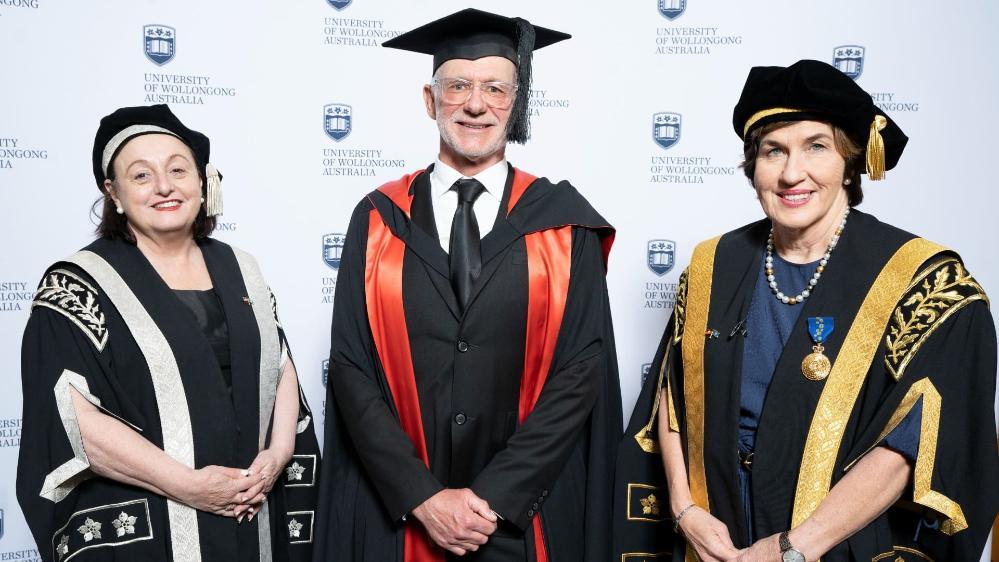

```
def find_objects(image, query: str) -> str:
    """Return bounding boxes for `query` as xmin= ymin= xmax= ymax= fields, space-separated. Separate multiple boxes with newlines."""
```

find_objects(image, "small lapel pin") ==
xmin=242 ymin=297 xmax=254 ymax=305
xmin=705 ymin=329 xmax=720 ymax=339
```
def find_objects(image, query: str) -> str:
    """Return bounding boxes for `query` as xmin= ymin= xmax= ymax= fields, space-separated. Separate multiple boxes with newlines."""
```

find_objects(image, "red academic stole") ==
xmin=365 ymin=168 xmax=570 ymax=562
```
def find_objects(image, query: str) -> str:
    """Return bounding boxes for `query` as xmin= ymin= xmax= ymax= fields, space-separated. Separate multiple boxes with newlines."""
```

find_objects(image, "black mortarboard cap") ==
xmin=383 ymin=8 xmax=571 ymax=144
xmin=733 ymin=59 xmax=908 ymax=180
xmin=93 ymin=104 xmax=224 ymax=215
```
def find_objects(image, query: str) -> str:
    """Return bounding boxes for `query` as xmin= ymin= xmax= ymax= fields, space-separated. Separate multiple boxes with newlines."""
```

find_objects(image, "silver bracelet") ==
xmin=672 ymin=503 xmax=697 ymax=533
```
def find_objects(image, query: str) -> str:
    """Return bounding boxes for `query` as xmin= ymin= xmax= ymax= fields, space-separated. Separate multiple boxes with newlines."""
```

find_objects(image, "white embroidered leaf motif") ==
xmin=77 ymin=517 xmax=102 ymax=542
xmin=288 ymin=518 xmax=303 ymax=538
xmin=285 ymin=461 xmax=305 ymax=481
xmin=56 ymin=535 xmax=70 ymax=560
xmin=33 ymin=271 xmax=108 ymax=350
xmin=111 ymin=511 xmax=138 ymax=537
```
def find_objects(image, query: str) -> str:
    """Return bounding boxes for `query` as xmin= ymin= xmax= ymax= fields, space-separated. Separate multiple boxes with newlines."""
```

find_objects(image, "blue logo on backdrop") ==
xmin=323 ymin=233 xmax=346 ymax=269
xmin=144 ymin=25 xmax=176 ymax=66
xmin=658 ymin=0 xmax=687 ymax=20
xmin=647 ymin=240 xmax=676 ymax=276
xmin=322 ymin=359 xmax=329 ymax=387
xmin=327 ymin=0 xmax=352 ymax=10
xmin=641 ymin=363 xmax=652 ymax=386
xmin=0 ymin=508 xmax=4 ymax=541
xmin=324 ymin=104 xmax=352 ymax=142
xmin=832 ymin=45 xmax=865 ymax=80
xmin=652 ymin=113 xmax=681 ymax=150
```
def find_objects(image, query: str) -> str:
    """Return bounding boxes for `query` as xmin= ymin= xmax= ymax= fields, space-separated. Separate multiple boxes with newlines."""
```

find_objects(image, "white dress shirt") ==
xmin=429 ymin=158 xmax=507 ymax=253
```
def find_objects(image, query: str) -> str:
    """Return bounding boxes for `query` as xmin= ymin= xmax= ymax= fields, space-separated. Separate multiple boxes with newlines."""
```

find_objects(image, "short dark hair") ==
xmin=740 ymin=121 xmax=865 ymax=207
xmin=95 ymin=161 xmax=216 ymax=243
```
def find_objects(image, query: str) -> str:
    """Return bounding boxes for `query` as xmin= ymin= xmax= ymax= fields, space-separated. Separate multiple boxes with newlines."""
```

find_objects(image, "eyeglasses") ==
xmin=432 ymin=78 xmax=519 ymax=109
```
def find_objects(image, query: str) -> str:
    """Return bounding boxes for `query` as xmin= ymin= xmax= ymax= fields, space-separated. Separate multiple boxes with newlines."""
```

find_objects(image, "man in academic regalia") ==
xmin=311 ymin=9 xmax=622 ymax=562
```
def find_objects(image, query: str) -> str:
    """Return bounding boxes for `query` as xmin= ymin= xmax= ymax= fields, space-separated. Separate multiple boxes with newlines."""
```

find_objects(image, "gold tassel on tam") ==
xmin=205 ymin=162 xmax=223 ymax=216
xmin=866 ymin=115 xmax=888 ymax=180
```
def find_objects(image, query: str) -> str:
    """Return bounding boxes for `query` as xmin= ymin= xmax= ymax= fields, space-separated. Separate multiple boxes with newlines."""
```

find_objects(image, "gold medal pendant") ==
xmin=801 ymin=344 xmax=831 ymax=381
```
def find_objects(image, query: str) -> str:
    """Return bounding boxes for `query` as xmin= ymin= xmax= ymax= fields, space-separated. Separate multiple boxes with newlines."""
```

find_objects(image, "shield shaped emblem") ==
xmin=324 ymin=104 xmax=352 ymax=142
xmin=323 ymin=233 xmax=346 ymax=269
xmin=658 ymin=0 xmax=687 ymax=20
xmin=327 ymin=0 xmax=352 ymax=9
xmin=647 ymin=239 xmax=676 ymax=276
xmin=641 ymin=363 xmax=652 ymax=386
xmin=322 ymin=359 xmax=329 ymax=387
xmin=832 ymin=45 xmax=865 ymax=80
xmin=652 ymin=112 xmax=681 ymax=150
xmin=143 ymin=25 xmax=176 ymax=66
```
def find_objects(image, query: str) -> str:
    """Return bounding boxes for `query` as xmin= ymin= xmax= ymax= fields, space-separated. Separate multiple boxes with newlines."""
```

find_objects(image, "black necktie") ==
xmin=449 ymin=178 xmax=486 ymax=312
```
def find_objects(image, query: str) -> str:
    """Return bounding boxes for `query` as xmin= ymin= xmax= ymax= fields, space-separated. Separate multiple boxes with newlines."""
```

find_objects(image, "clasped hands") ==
xmin=177 ymin=448 xmax=291 ymax=522
xmin=413 ymin=488 xmax=499 ymax=556
xmin=678 ymin=506 xmax=788 ymax=562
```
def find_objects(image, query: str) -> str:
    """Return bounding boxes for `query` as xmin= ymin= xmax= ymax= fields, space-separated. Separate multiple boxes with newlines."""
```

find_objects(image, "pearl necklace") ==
xmin=765 ymin=208 xmax=850 ymax=305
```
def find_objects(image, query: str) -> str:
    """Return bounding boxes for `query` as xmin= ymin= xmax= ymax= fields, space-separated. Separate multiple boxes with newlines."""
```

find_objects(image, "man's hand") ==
xmin=412 ymin=488 xmax=498 ymax=556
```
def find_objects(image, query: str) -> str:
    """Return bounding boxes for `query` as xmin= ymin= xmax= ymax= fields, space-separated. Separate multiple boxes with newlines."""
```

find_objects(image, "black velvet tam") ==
xmin=92 ymin=104 xmax=211 ymax=189
xmin=732 ymin=59 xmax=907 ymax=172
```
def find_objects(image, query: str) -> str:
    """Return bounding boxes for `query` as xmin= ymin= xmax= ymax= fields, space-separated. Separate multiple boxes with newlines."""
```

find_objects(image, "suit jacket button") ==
xmin=532 ymin=502 xmax=539 ymax=510
xmin=454 ymin=412 xmax=467 ymax=425
xmin=457 ymin=340 xmax=469 ymax=353
xmin=527 ymin=509 xmax=535 ymax=517
xmin=541 ymin=490 xmax=549 ymax=497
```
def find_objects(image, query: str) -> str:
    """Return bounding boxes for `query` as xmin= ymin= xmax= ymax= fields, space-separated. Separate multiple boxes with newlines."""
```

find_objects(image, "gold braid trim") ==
xmin=680 ymin=237 xmax=721 ymax=562
xmin=742 ymin=107 xmax=804 ymax=137
xmin=673 ymin=268 xmax=689 ymax=345
xmin=791 ymin=239 xmax=946 ymax=536
xmin=884 ymin=258 xmax=988 ymax=381
xmin=633 ymin=268 xmax=689 ymax=452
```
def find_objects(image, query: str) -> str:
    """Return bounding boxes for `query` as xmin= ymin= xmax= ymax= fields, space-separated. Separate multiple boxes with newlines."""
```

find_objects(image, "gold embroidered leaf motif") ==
xmin=640 ymin=493 xmax=660 ymax=516
xmin=32 ymin=270 xmax=108 ymax=351
xmin=884 ymin=259 xmax=987 ymax=380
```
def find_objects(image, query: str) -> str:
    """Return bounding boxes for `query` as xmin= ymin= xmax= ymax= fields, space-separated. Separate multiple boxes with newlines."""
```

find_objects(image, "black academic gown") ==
xmin=18 ymin=237 xmax=320 ymax=562
xmin=313 ymin=165 xmax=622 ymax=562
xmin=615 ymin=210 xmax=998 ymax=561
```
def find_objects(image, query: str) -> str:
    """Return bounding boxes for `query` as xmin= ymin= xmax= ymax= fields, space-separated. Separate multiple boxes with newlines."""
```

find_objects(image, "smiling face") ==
xmin=753 ymin=120 xmax=850 ymax=239
xmin=423 ymin=56 xmax=516 ymax=175
xmin=104 ymin=133 xmax=203 ymax=243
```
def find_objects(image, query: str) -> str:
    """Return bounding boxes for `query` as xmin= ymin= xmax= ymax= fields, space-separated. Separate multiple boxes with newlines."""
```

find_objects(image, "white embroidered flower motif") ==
xmin=285 ymin=461 xmax=306 ymax=481
xmin=112 ymin=511 xmax=138 ymax=537
xmin=288 ymin=518 xmax=303 ymax=539
xmin=56 ymin=535 xmax=70 ymax=560
xmin=77 ymin=517 xmax=102 ymax=542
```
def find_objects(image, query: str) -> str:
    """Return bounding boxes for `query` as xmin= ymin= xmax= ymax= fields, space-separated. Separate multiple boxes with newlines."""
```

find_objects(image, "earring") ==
xmin=115 ymin=206 xmax=124 ymax=214
xmin=843 ymin=178 xmax=852 ymax=185
xmin=200 ymin=196 xmax=205 ymax=204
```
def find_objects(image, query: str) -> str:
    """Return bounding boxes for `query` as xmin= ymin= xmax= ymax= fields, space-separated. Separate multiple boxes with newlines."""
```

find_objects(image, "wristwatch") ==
xmin=779 ymin=530 xmax=806 ymax=562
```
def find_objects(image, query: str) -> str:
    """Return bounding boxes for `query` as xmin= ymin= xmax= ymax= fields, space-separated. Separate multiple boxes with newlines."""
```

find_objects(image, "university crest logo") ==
xmin=647 ymin=240 xmax=676 ymax=276
xmin=322 ymin=359 xmax=329 ymax=387
xmin=143 ymin=25 xmax=176 ymax=66
xmin=658 ymin=0 xmax=687 ymax=20
xmin=652 ymin=112 xmax=681 ymax=150
xmin=324 ymin=104 xmax=352 ymax=142
xmin=641 ymin=363 xmax=652 ymax=386
xmin=832 ymin=45 xmax=865 ymax=80
xmin=323 ymin=233 xmax=346 ymax=270
xmin=327 ymin=0 xmax=352 ymax=10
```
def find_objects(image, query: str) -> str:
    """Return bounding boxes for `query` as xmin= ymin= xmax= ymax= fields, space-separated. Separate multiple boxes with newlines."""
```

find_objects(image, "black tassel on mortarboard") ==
xmin=507 ymin=18 xmax=535 ymax=144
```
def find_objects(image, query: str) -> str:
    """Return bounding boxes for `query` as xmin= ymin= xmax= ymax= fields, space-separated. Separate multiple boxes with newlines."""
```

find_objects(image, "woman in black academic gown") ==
xmin=618 ymin=60 xmax=998 ymax=561
xmin=17 ymin=105 xmax=319 ymax=562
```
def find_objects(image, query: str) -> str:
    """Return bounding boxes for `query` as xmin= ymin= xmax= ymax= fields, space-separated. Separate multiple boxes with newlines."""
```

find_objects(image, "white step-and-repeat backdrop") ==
xmin=2 ymin=1 xmax=997 ymax=559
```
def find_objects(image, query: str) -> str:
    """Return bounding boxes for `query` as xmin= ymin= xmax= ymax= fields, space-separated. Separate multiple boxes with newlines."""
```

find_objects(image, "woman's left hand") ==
xmin=233 ymin=448 xmax=292 ymax=519
xmin=728 ymin=533 xmax=780 ymax=562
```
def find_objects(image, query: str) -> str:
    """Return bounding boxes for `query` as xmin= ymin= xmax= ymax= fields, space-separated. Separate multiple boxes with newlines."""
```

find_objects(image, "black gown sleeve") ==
xmin=326 ymin=201 xmax=444 ymax=521
xmin=16 ymin=267 xmax=137 ymax=560
xmin=470 ymin=227 xmax=608 ymax=530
